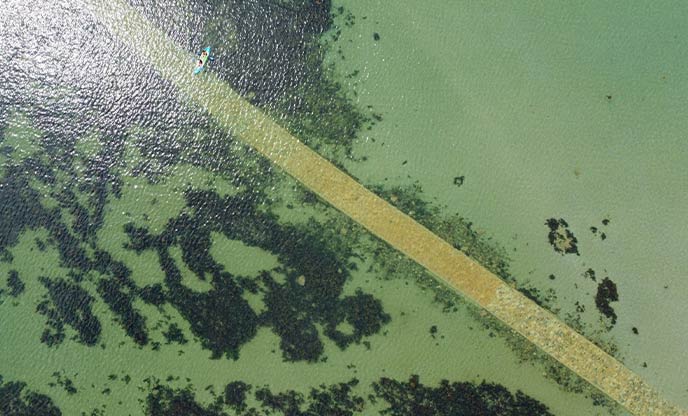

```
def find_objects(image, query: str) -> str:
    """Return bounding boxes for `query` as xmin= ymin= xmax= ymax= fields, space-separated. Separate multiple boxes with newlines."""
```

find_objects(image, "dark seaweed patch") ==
xmin=144 ymin=384 xmax=218 ymax=416
xmin=0 ymin=165 xmax=48 ymax=254
xmin=260 ymin=273 xmax=325 ymax=362
xmin=372 ymin=375 xmax=553 ymax=416
xmin=224 ymin=381 xmax=250 ymax=412
xmin=162 ymin=255 xmax=258 ymax=360
xmin=183 ymin=0 xmax=334 ymax=106
xmin=369 ymin=183 xmax=517 ymax=295
xmin=595 ymin=277 xmax=619 ymax=325
xmin=36 ymin=276 xmax=101 ymax=347
xmin=590 ymin=218 xmax=610 ymax=241
xmin=325 ymin=289 xmax=390 ymax=349
xmin=162 ymin=323 xmax=188 ymax=345
xmin=124 ymin=189 xmax=388 ymax=362
xmin=519 ymin=286 xmax=545 ymax=307
xmin=0 ymin=375 xmax=62 ymax=416
xmin=0 ymin=126 xmax=260 ymax=349
xmin=140 ymin=212 xmax=261 ymax=360
xmin=146 ymin=379 xmax=366 ymax=415
xmin=50 ymin=371 xmax=77 ymax=395
xmin=144 ymin=376 xmax=552 ymax=416
xmin=97 ymin=276 xmax=149 ymax=346
xmin=255 ymin=378 xmax=364 ymax=415
xmin=6 ymin=270 xmax=24 ymax=297
xmin=139 ymin=283 xmax=166 ymax=306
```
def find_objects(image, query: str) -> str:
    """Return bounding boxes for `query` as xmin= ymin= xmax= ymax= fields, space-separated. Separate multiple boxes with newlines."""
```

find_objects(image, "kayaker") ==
xmin=198 ymin=50 xmax=209 ymax=67
xmin=193 ymin=47 xmax=213 ymax=74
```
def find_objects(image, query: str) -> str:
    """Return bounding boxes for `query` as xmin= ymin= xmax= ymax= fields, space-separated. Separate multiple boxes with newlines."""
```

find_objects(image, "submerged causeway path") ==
xmin=86 ymin=1 xmax=685 ymax=415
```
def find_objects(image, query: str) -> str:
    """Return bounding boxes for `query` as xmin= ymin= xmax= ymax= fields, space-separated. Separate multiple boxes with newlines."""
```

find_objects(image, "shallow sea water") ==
xmin=334 ymin=0 xmax=688 ymax=407
xmin=0 ymin=1 xmax=686 ymax=415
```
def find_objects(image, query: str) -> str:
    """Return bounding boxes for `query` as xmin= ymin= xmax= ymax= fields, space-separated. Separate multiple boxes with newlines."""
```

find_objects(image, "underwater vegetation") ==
xmin=595 ymin=277 xmax=619 ymax=326
xmin=85 ymin=0 xmax=373 ymax=177
xmin=157 ymin=246 xmax=260 ymax=360
xmin=589 ymin=218 xmax=610 ymax=241
xmin=0 ymin=164 xmax=50 ymax=260
xmin=0 ymin=13 xmax=388 ymax=414
xmin=144 ymin=378 xmax=365 ymax=416
xmin=372 ymin=375 xmax=554 ymax=416
xmin=0 ymin=376 xmax=62 ymax=416
xmin=173 ymin=0 xmax=374 ymax=159
xmin=577 ymin=268 xmax=620 ymax=328
xmin=124 ymin=188 xmax=390 ymax=362
xmin=0 ymin=1 xmax=628 ymax=415
xmin=368 ymin=183 xmax=561 ymax=313
xmin=162 ymin=323 xmax=188 ymax=345
xmin=361 ymin=183 xmax=621 ymax=406
xmin=48 ymin=371 xmax=77 ymax=396
xmin=37 ymin=276 xmax=101 ymax=347
xmin=142 ymin=376 xmax=553 ymax=416
xmin=0 ymin=126 xmax=390 ymax=361
xmin=223 ymin=381 xmax=251 ymax=412
xmin=208 ymin=0 xmax=334 ymax=104
xmin=5 ymin=270 xmax=24 ymax=297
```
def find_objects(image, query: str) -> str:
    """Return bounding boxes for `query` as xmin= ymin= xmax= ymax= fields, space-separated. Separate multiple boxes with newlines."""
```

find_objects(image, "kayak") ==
xmin=193 ymin=46 xmax=212 ymax=75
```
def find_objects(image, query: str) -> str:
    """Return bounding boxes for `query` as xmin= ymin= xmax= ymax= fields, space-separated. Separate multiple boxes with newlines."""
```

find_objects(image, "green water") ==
xmin=1 ymin=0 xmax=686 ymax=415
xmin=334 ymin=0 xmax=688 ymax=408
xmin=0 ymin=115 xmax=617 ymax=414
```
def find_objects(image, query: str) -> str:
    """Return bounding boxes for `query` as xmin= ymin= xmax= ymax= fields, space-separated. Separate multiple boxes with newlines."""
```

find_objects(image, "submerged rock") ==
xmin=545 ymin=218 xmax=579 ymax=255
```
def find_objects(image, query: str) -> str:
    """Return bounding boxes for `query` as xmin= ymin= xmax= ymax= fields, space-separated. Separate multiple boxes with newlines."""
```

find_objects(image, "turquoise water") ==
xmin=0 ymin=0 xmax=685 ymax=415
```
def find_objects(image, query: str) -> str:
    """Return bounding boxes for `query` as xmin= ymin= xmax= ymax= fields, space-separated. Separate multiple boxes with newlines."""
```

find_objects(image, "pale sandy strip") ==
xmin=86 ymin=2 xmax=686 ymax=415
